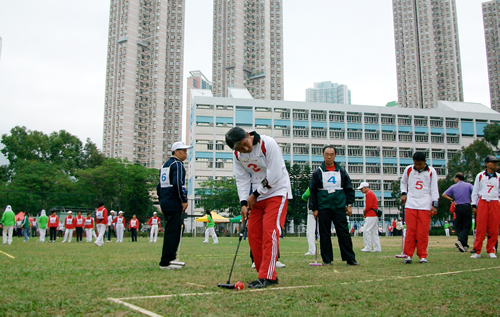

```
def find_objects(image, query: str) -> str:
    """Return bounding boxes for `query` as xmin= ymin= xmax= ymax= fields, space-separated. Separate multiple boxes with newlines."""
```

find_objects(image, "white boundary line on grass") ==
xmin=0 ymin=250 xmax=15 ymax=259
xmin=108 ymin=298 xmax=163 ymax=317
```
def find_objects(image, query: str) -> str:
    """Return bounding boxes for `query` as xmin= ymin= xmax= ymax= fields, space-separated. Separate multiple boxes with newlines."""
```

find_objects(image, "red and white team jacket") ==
xmin=400 ymin=165 xmax=439 ymax=210
xmin=471 ymin=171 xmax=500 ymax=206
xmin=129 ymin=218 xmax=139 ymax=230
xmin=233 ymin=133 xmax=292 ymax=204
xmin=148 ymin=217 xmax=161 ymax=227
xmin=48 ymin=215 xmax=59 ymax=228
xmin=112 ymin=216 xmax=126 ymax=226
xmin=64 ymin=216 xmax=76 ymax=229
xmin=84 ymin=217 xmax=94 ymax=229
xmin=75 ymin=215 xmax=84 ymax=228
xmin=95 ymin=207 xmax=108 ymax=225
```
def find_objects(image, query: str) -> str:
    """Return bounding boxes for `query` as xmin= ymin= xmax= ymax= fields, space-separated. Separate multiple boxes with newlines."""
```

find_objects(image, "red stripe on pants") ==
xmin=248 ymin=195 xmax=288 ymax=281
xmin=474 ymin=200 xmax=500 ymax=254
xmin=403 ymin=208 xmax=431 ymax=258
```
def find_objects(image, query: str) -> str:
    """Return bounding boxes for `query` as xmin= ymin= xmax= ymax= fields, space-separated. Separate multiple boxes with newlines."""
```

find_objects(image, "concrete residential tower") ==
xmin=306 ymin=81 xmax=351 ymax=104
xmin=392 ymin=0 xmax=463 ymax=109
xmin=102 ymin=0 xmax=185 ymax=167
xmin=483 ymin=0 xmax=500 ymax=112
xmin=212 ymin=0 xmax=284 ymax=100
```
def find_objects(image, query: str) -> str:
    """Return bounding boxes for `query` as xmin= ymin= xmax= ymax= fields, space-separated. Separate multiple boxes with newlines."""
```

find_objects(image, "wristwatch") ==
xmin=347 ymin=204 xmax=352 ymax=207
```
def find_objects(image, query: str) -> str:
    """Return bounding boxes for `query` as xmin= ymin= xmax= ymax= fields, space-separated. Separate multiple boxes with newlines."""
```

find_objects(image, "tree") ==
xmin=1 ymin=126 xmax=50 ymax=166
xmin=445 ymin=139 xmax=493 ymax=183
xmin=195 ymin=178 xmax=240 ymax=216
xmin=483 ymin=123 xmax=500 ymax=150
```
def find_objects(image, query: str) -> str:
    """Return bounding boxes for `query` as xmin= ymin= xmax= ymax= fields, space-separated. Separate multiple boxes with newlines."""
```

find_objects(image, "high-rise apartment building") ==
xmin=306 ymin=81 xmax=351 ymax=104
xmin=102 ymin=0 xmax=185 ymax=167
xmin=392 ymin=0 xmax=463 ymax=109
xmin=186 ymin=70 xmax=212 ymax=142
xmin=483 ymin=0 xmax=500 ymax=112
xmin=212 ymin=0 xmax=283 ymax=100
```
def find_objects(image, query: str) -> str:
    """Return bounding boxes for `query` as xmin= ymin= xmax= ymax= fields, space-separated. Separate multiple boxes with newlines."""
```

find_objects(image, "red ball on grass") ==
xmin=235 ymin=281 xmax=244 ymax=290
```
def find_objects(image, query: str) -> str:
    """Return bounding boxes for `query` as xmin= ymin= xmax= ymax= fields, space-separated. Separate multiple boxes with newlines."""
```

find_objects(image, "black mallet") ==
xmin=218 ymin=220 xmax=247 ymax=289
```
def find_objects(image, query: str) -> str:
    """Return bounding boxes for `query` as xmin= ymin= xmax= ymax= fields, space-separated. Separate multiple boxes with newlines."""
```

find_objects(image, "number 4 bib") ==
xmin=322 ymin=171 xmax=342 ymax=193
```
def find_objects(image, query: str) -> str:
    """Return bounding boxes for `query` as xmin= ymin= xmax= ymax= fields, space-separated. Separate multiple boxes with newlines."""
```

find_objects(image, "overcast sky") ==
xmin=0 ymin=0 xmax=491 ymax=165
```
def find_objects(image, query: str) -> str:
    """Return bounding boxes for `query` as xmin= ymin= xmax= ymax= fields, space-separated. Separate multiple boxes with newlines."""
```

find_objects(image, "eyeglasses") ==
xmin=324 ymin=154 xmax=335 ymax=157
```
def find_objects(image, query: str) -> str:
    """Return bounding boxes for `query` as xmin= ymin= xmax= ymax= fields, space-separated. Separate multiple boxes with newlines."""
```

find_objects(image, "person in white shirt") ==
xmin=400 ymin=152 xmax=439 ymax=264
xmin=470 ymin=155 xmax=500 ymax=259
xmin=107 ymin=210 xmax=116 ymax=242
xmin=112 ymin=211 xmax=126 ymax=243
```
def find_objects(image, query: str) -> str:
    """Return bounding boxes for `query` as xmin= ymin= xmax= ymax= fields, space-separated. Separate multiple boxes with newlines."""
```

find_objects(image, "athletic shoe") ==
xmin=487 ymin=253 xmax=497 ymax=259
xmin=360 ymin=248 xmax=372 ymax=252
xmin=203 ymin=241 xmax=208 ymax=244
xmin=404 ymin=256 xmax=412 ymax=264
xmin=455 ymin=241 xmax=465 ymax=253
xmin=248 ymin=278 xmax=278 ymax=289
xmin=323 ymin=262 xmax=332 ymax=266
xmin=276 ymin=261 xmax=286 ymax=268
xmin=304 ymin=251 xmax=315 ymax=256
xmin=347 ymin=260 xmax=360 ymax=266
xmin=464 ymin=246 xmax=469 ymax=252
xmin=159 ymin=264 xmax=182 ymax=270
xmin=251 ymin=262 xmax=256 ymax=268
xmin=470 ymin=253 xmax=481 ymax=259
xmin=419 ymin=258 xmax=428 ymax=264
xmin=470 ymin=249 xmax=477 ymax=253
xmin=170 ymin=261 xmax=185 ymax=266
xmin=372 ymin=249 xmax=382 ymax=253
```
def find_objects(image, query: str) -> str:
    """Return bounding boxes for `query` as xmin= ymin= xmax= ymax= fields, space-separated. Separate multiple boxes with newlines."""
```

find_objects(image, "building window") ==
xmin=447 ymin=149 xmax=460 ymax=159
xmin=280 ymin=143 xmax=290 ymax=154
xmin=381 ymin=114 xmax=395 ymax=125
xmin=415 ymin=133 xmax=429 ymax=143
xmin=293 ymin=127 xmax=309 ymax=138
xmin=274 ymin=126 xmax=290 ymax=137
xmin=311 ymin=128 xmax=327 ymax=138
xmin=348 ymin=163 xmax=363 ymax=174
xmin=347 ymin=112 xmax=361 ymax=123
xmin=365 ymin=146 xmax=380 ymax=157
xmin=432 ymin=149 xmax=445 ymax=160
xmin=446 ymin=118 xmax=459 ymax=128
xmin=398 ymin=115 xmax=412 ymax=126
xmin=430 ymin=117 xmax=443 ymax=127
xmin=382 ymin=131 xmax=396 ymax=141
xmin=329 ymin=111 xmax=344 ymax=122
xmin=382 ymin=147 xmax=397 ymax=158
xmin=399 ymin=148 xmax=413 ymax=158
xmin=311 ymin=110 xmax=326 ymax=121
xmin=446 ymin=134 xmax=459 ymax=144
xmin=399 ymin=132 xmax=413 ymax=142
xmin=383 ymin=164 xmax=397 ymax=174
xmin=365 ymin=130 xmax=380 ymax=141
xmin=366 ymin=163 xmax=380 ymax=174
xmin=364 ymin=113 xmax=379 ymax=124
xmin=414 ymin=116 xmax=428 ymax=126
xmin=431 ymin=134 xmax=444 ymax=143
xmin=293 ymin=144 xmax=309 ymax=155
xmin=293 ymin=109 xmax=309 ymax=121
xmin=348 ymin=146 xmax=363 ymax=157
xmin=311 ymin=144 xmax=323 ymax=155
xmin=330 ymin=129 xmax=345 ymax=139
xmin=347 ymin=129 xmax=362 ymax=140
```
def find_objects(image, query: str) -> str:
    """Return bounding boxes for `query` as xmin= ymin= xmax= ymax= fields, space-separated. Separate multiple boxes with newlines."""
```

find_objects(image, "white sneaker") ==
xmin=470 ymin=253 xmax=481 ymax=259
xmin=251 ymin=262 xmax=256 ymax=268
xmin=159 ymin=264 xmax=182 ymax=270
xmin=372 ymin=249 xmax=382 ymax=253
xmin=361 ymin=248 xmax=372 ymax=252
xmin=276 ymin=261 xmax=286 ymax=268
xmin=419 ymin=258 xmax=428 ymax=264
xmin=487 ymin=253 xmax=497 ymax=259
xmin=404 ymin=256 xmax=412 ymax=264
xmin=170 ymin=261 xmax=185 ymax=266
xmin=203 ymin=241 xmax=208 ymax=244
xmin=304 ymin=251 xmax=315 ymax=256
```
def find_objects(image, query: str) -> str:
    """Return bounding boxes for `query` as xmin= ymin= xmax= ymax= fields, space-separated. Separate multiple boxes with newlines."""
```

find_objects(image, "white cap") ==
xmin=171 ymin=141 xmax=193 ymax=152
xmin=153 ymin=212 xmax=157 ymax=215
xmin=68 ymin=211 xmax=72 ymax=214
xmin=110 ymin=210 xmax=115 ymax=213
xmin=119 ymin=211 xmax=124 ymax=214
xmin=357 ymin=182 xmax=370 ymax=190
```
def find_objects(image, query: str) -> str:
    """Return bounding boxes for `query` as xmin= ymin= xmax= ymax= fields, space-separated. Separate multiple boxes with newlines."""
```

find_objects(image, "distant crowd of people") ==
xmin=0 ymin=206 xmax=164 ymax=245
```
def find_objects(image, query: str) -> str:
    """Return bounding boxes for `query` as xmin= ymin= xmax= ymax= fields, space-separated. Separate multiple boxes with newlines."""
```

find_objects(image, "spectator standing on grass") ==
xmin=301 ymin=187 xmax=316 ymax=256
xmin=48 ymin=211 xmax=59 ymax=243
xmin=38 ymin=210 xmax=48 ymax=243
xmin=16 ymin=218 xmax=22 ymax=237
xmin=203 ymin=210 xmax=219 ymax=244
xmin=442 ymin=172 xmax=474 ymax=252
xmin=148 ymin=212 xmax=161 ymax=243
xmin=470 ymin=155 xmax=500 ymax=259
xmin=396 ymin=219 xmax=403 ymax=237
xmin=112 ymin=211 xmax=126 ymax=243
xmin=444 ymin=221 xmax=450 ymax=237
xmin=107 ymin=210 xmax=116 ymax=243
xmin=75 ymin=211 xmax=85 ymax=243
xmin=84 ymin=213 xmax=94 ymax=242
xmin=129 ymin=215 xmax=139 ymax=242
xmin=31 ymin=218 xmax=37 ymax=238
xmin=157 ymin=141 xmax=192 ymax=270
xmin=58 ymin=221 xmax=64 ymax=237
xmin=387 ymin=224 xmax=393 ymax=237
xmin=400 ymin=152 xmax=439 ymax=264
xmin=358 ymin=182 xmax=381 ymax=253
xmin=309 ymin=145 xmax=359 ymax=266
xmin=62 ymin=211 xmax=76 ymax=243
xmin=21 ymin=212 xmax=30 ymax=242
xmin=94 ymin=203 xmax=108 ymax=247
xmin=392 ymin=219 xmax=397 ymax=236
xmin=1 ymin=205 xmax=15 ymax=245
xmin=226 ymin=127 xmax=292 ymax=288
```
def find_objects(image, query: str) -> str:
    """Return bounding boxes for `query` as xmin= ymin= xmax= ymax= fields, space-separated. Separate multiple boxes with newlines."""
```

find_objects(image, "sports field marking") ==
xmin=186 ymin=282 xmax=207 ymax=288
xmin=0 ymin=250 xmax=15 ymax=259
xmin=108 ymin=298 xmax=163 ymax=317
xmin=339 ymin=266 xmax=500 ymax=285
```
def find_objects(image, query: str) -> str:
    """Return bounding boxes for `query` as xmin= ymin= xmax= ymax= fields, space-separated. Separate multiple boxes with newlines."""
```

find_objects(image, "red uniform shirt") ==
xmin=75 ymin=215 xmax=85 ymax=228
xmin=48 ymin=215 xmax=59 ymax=228
xmin=84 ymin=217 xmax=94 ymax=229
xmin=129 ymin=219 xmax=139 ymax=229
xmin=364 ymin=190 xmax=379 ymax=217
xmin=148 ymin=216 xmax=161 ymax=227
xmin=112 ymin=216 xmax=126 ymax=226
xmin=95 ymin=207 xmax=108 ymax=225
xmin=64 ymin=216 xmax=76 ymax=229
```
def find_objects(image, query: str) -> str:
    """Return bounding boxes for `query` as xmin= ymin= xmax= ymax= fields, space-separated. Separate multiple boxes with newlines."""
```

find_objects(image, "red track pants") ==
xmin=474 ymin=199 xmax=500 ymax=254
xmin=404 ymin=208 xmax=431 ymax=258
xmin=248 ymin=195 xmax=288 ymax=281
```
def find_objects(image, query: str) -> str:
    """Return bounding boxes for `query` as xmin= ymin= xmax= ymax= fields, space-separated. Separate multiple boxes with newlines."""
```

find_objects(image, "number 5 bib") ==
xmin=322 ymin=170 xmax=342 ymax=193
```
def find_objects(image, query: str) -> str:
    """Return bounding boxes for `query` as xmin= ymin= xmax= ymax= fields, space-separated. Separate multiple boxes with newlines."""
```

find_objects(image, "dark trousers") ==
xmin=455 ymin=204 xmax=472 ymax=247
xmin=49 ymin=227 xmax=57 ymax=241
xmin=318 ymin=208 xmax=356 ymax=263
xmin=131 ymin=228 xmax=137 ymax=242
xmin=75 ymin=227 xmax=83 ymax=242
xmin=159 ymin=211 xmax=183 ymax=266
xmin=107 ymin=226 xmax=116 ymax=240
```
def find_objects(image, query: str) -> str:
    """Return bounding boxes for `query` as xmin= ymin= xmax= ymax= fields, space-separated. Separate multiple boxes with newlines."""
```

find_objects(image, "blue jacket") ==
xmin=156 ymin=156 xmax=187 ymax=213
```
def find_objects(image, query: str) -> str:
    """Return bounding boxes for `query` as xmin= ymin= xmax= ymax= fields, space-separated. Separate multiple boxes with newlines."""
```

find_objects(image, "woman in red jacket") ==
xmin=75 ymin=211 xmax=85 ymax=242
xmin=62 ymin=211 xmax=76 ymax=243
xmin=129 ymin=215 xmax=139 ymax=242
xmin=48 ymin=211 xmax=59 ymax=243
xmin=84 ymin=213 xmax=95 ymax=242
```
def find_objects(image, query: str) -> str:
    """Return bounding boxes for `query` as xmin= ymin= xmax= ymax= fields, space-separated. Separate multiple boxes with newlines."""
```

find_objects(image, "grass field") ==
xmin=0 ymin=234 xmax=499 ymax=316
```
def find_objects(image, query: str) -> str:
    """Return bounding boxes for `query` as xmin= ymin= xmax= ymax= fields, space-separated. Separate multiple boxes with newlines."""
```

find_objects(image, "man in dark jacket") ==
xmin=156 ymin=141 xmax=192 ymax=269
xmin=309 ymin=145 xmax=359 ymax=266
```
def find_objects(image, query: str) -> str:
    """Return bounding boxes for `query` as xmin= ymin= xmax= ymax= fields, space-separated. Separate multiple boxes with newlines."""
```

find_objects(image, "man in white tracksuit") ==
xmin=301 ymin=188 xmax=315 ymax=256
xmin=113 ymin=211 xmax=126 ymax=243
xmin=358 ymin=182 xmax=381 ymax=252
